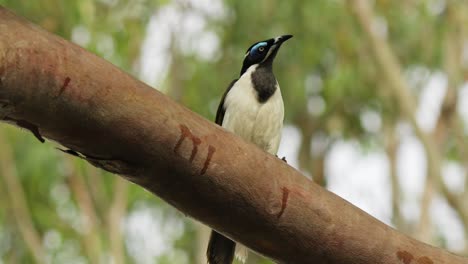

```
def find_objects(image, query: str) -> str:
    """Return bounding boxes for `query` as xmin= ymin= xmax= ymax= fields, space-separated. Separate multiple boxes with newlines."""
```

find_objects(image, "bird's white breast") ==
xmin=222 ymin=65 xmax=284 ymax=154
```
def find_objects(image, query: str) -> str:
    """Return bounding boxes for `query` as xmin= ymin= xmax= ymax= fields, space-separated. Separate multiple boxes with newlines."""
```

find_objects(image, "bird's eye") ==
xmin=250 ymin=42 xmax=268 ymax=56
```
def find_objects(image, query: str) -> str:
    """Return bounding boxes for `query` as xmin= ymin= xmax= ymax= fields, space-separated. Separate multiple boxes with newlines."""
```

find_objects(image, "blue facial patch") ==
xmin=250 ymin=42 xmax=268 ymax=55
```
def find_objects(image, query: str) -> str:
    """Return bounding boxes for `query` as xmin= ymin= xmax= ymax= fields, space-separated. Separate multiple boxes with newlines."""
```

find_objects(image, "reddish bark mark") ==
xmin=58 ymin=77 xmax=71 ymax=95
xmin=277 ymin=187 xmax=290 ymax=219
xmin=189 ymin=137 xmax=201 ymax=162
xmin=174 ymin=124 xmax=201 ymax=162
xmin=397 ymin=251 xmax=414 ymax=264
xmin=417 ymin=256 xmax=433 ymax=264
xmin=4 ymin=116 xmax=44 ymax=143
xmin=174 ymin=125 xmax=188 ymax=153
xmin=201 ymin=145 xmax=215 ymax=175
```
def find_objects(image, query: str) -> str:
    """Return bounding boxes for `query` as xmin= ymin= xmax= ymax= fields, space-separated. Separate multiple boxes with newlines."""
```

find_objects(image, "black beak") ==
xmin=274 ymin=35 xmax=293 ymax=44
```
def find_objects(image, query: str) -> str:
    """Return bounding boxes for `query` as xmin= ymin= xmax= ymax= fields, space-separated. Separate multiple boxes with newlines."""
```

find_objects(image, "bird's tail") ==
xmin=207 ymin=230 xmax=236 ymax=264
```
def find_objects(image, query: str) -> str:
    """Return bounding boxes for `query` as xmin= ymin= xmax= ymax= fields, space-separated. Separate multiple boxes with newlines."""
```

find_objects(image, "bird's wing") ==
xmin=215 ymin=79 xmax=238 ymax=126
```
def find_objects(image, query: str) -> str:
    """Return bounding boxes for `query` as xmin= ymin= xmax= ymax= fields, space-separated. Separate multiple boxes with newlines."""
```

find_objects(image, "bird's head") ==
xmin=240 ymin=34 xmax=293 ymax=76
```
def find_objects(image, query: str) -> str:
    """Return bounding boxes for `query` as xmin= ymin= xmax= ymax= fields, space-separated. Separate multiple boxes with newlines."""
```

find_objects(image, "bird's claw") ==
xmin=276 ymin=155 xmax=287 ymax=163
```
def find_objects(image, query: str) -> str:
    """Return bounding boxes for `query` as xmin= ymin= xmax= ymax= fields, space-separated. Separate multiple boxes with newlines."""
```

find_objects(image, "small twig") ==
xmin=349 ymin=0 xmax=456 ymax=243
xmin=66 ymin=157 xmax=102 ymax=263
xmin=108 ymin=177 xmax=128 ymax=264
xmin=0 ymin=128 xmax=45 ymax=263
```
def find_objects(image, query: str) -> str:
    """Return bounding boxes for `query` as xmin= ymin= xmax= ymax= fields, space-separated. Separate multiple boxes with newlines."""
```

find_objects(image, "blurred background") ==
xmin=0 ymin=0 xmax=467 ymax=263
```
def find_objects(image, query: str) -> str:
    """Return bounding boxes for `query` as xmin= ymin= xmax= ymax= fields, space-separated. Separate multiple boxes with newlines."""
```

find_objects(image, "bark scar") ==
xmin=200 ymin=145 xmax=215 ymax=175
xmin=396 ymin=251 xmax=414 ymax=264
xmin=58 ymin=77 xmax=71 ymax=96
xmin=57 ymin=148 xmax=133 ymax=175
xmin=277 ymin=187 xmax=290 ymax=219
xmin=4 ymin=116 xmax=45 ymax=143
xmin=174 ymin=124 xmax=201 ymax=162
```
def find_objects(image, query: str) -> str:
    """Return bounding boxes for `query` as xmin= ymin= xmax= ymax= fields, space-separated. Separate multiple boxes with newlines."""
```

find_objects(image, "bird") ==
xmin=207 ymin=35 xmax=293 ymax=264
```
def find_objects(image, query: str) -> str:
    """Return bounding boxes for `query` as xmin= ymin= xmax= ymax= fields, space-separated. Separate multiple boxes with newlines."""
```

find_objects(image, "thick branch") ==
xmin=0 ymin=6 xmax=465 ymax=264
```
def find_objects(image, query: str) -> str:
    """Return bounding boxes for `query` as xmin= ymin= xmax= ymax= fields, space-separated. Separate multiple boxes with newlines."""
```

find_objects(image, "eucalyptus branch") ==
xmin=0 ymin=6 xmax=465 ymax=263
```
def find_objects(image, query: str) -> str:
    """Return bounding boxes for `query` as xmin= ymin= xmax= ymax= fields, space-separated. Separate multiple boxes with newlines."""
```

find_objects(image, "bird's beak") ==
xmin=274 ymin=35 xmax=293 ymax=45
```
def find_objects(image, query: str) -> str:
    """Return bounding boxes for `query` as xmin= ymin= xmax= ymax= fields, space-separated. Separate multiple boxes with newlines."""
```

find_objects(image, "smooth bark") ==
xmin=0 ymin=6 xmax=465 ymax=264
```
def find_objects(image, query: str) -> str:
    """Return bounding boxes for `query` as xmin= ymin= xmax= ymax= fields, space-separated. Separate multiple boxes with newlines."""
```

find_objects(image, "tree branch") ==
xmin=66 ymin=157 xmax=102 ymax=263
xmin=0 ymin=129 xmax=45 ymax=264
xmin=108 ymin=177 xmax=128 ymax=264
xmin=384 ymin=124 xmax=405 ymax=231
xmin=348 ymin=0 xmax=454 ymax=243
xmin=0 ymin=6 xmax=465 ymax=264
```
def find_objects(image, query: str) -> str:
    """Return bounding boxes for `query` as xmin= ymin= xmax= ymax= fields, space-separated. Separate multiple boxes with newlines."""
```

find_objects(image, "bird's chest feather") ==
xmin=222 ymin=67 xmax=284 ymax=154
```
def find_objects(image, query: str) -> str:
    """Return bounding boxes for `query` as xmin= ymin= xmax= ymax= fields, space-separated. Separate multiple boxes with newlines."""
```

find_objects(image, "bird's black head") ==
xmin=240 ymin=35 xmax=293 ymax=76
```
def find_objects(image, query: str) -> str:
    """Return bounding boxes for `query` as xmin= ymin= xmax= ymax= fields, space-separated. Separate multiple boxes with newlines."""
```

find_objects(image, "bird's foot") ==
xmin=276 ymin=155 xmax=287 ymax=163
